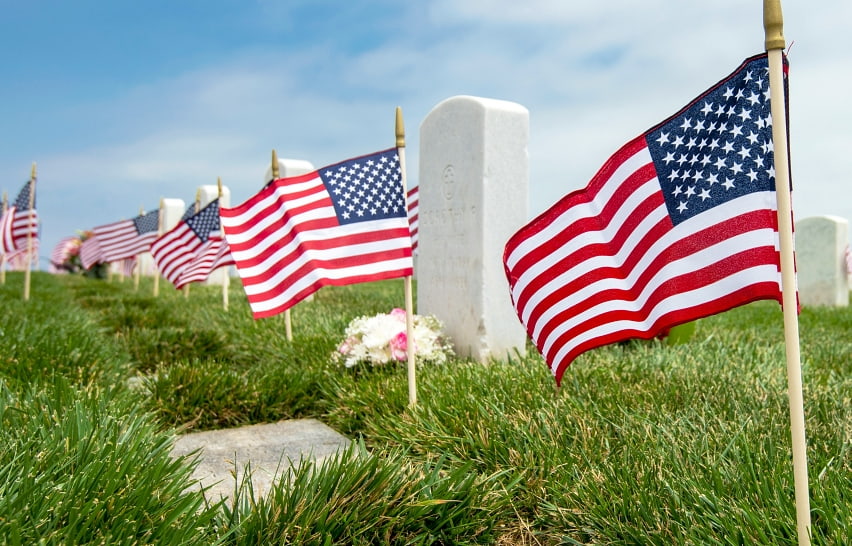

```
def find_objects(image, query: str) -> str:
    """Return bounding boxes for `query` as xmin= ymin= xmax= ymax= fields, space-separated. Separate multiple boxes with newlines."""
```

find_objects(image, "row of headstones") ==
xmin=133 ymin=160 xmax=317 ymax=283
xmin=133 ymin=95 xmax=849 ymax=364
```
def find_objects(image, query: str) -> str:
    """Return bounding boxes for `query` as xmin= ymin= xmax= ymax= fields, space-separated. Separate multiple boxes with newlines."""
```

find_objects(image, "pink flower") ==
xmin=389 ymin=308 xmax=407 ymax=322
xmin=389 ymin=331 xmax=408 ymax=361
xmin=337 ymin=337 xmax=355 ymax=355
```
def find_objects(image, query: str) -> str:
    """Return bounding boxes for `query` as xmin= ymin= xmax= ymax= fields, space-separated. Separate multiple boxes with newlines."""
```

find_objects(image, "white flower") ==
xmin=333 ymin=308 xmax=453 ymax=368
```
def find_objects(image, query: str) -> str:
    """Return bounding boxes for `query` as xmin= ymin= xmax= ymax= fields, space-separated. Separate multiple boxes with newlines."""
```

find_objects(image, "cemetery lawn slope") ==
xmin=0 ymin=272 xmax=849 ymax=544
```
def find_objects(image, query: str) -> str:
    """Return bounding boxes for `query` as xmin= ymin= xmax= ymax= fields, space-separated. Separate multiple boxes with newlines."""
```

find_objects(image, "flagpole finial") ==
xmin=271 ymin=150 xmax=280 ymax=179
xmin=217 ymin=176 xmax=223 ymax=198
xmin=31 ymin=162 xmax=37 ymax=180
xmin=139 ymin=205 xmax=145 ymax=215
xmin=395 ymin=107 xmax=405 ymax=148
xmin=764 ymin=0 xmax=786 ymax=51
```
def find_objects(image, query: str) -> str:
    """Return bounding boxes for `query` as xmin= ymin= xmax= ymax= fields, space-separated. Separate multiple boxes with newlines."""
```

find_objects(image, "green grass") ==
xmin=0 ymin=271 xmax=849 ymax=544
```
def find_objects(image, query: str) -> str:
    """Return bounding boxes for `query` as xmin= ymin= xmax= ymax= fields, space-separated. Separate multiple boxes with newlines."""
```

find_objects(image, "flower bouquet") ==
xmin=334 ymin=308 xmax=454 ymax=368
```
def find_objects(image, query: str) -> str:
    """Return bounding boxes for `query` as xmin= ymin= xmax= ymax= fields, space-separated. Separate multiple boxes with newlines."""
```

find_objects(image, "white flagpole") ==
xmin=764 ymin=1 xmax=811 ymax=544
xmin=23 ymin=163 xmax=36 ymax=301
xmin=397 ymin=107 xmax=417 ymax=406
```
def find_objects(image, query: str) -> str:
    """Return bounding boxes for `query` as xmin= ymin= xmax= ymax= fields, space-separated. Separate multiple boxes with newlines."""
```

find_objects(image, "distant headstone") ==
xmin=417 ymin=95 xmax=529 ymax=361
xmin=795 ymin=215 xmax=849 ymax=307
xmin=264 ymin=158 xmax=315 ymax=183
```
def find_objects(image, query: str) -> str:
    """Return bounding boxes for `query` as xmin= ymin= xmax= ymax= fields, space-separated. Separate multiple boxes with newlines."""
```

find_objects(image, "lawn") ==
xmin=0 ymin=272 xmax=849 ymax=544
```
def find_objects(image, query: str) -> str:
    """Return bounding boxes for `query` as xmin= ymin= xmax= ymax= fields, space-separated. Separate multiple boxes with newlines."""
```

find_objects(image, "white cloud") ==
xmin=14 ymin=1 xmax=852 ymax=266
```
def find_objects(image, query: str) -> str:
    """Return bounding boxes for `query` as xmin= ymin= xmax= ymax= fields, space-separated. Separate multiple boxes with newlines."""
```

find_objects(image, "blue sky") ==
xmin=1 ymin=1 xmax=850 ymax=266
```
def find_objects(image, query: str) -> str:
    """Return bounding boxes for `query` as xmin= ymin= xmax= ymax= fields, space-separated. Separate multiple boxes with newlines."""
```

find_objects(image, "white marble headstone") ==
xmin=417 ymin=95 xmax=529 ymax=361
xmin=795 ymin=215 xmax=849 ymax=307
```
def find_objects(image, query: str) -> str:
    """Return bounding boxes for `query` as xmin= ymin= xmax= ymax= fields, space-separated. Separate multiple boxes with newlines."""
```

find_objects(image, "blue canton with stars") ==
xmin=13 ymin=180 xmax=34 ymax=210
xmin=646 ymin=55 xmax=777 ymax=226
xmin=133 ymin=210 xmax=160 ymax=234
xmin=186 ymin=200 xmax=220 ymax=242
xmin=320 ymin=149 xmax=407 ymax=225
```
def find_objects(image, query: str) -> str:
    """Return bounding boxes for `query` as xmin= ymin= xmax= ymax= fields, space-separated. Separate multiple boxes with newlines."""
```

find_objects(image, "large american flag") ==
xmin=504 ymin=54 xmax=786 ymax=384
xmin=407 ymin=186 xmax=419 ymax=254
xmin=92 ymin=210 xmax=160 ymax=263
xmin=151 ymin=199 xmax=232 ymax=289
xmin=0 ymin=180 xmax=39 ymax=256
xmin=221 ymin=147 xmax=414 ymax=318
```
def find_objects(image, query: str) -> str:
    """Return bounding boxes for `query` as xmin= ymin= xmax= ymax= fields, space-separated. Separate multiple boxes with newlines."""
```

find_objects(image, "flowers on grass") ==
xmin=334 ymin=308 xmax=454 ymax=368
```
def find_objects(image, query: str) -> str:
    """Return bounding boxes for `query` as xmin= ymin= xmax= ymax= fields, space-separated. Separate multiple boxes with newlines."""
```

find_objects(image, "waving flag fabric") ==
xmin=92 ymin=210 xmax=160 ymax=263
xmin=504 ymin=54 xmax=786 ymax=384
xmin=221 ymin=147 xmax=414 ymax=318
xmin=79 ymin=235 xmax=103 ymax=269
xmin=407 ymin=186 xmax=419 ymax=253
xmin=151 ymin=199 xmax=230 ymax=289
xmin=175 ymin=234 xmax=234 ymax=288
xmin=50 ymin=236 xmax=80 ymax=271
xmin=0 ymin=180 xmax=38 ymax=255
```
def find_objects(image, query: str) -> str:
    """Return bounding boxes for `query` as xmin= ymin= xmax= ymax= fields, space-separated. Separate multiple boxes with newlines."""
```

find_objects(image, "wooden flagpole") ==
xmin=270 ymin=151 xmax=293 ymax=340
xmin=218 ymin=177 xmax=229 ymax=311
xmin=134 ymin=213 xmax=142 ymax=289
xmin=184 ymin=189 xmax=202 ymax=299
xmin=1 ymin=191 xmax=7 ymax=285
xmin=397 ymin=107 xmax=417 ymax=406
xmin=764 ymin=1 xmax=811 ymax=543
xmin=153 ymin=199 xmax=163 ymax=297
xmin=126 ymin=205 xmax=144 ymax=284
xmin=23 ymin=163 xmax=36 ymax=301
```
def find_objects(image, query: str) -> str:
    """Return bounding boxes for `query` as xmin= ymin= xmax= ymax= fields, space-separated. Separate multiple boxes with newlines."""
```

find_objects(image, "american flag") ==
xmin=117 ymin=257 xmax=137 ymax=277
xmin=79 ymin=234 xmax=103 ymax=269
xmin=50 ymin=236 xmax=80 ymax=270
xmin=407 ymin=186 xmax=419 ymax=253
xmin=151 ymin=199 xmax=231 ymax=289
xmin=6 ymin=246 xmax=39 ymax=271
xmin=91 ymin=210 xmax=160 ymax=263
xmin=221 ymin=147 xmax=414 ymax=318
xmin=0 ymin=180 xmax=38 ymax=256
xmin=175 ymin=234 xmax=234 ymax=288
xmin=504 ymin=54 xmax=785 ymax=384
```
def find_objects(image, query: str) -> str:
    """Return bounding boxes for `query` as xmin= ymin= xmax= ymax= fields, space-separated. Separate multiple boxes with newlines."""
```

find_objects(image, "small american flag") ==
xmin=0 ymin=180 xmax=38 ymax=256
xmin=50 ymin=236 xmax=80 ymax=270
xmin=175 ymin=234 xmax=234 ymax=288
xmin=151 ymin=199 xmax=231 ymax=289
xmin=92 ymin=210 xmax=160 ymax=263
xmin=504 ymin=54 xmax=786 ymax=384
xmin=117 ymin=257 xmax=137 ymax=277
xmin=221 ymin=147 xmax=414 ymax=318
